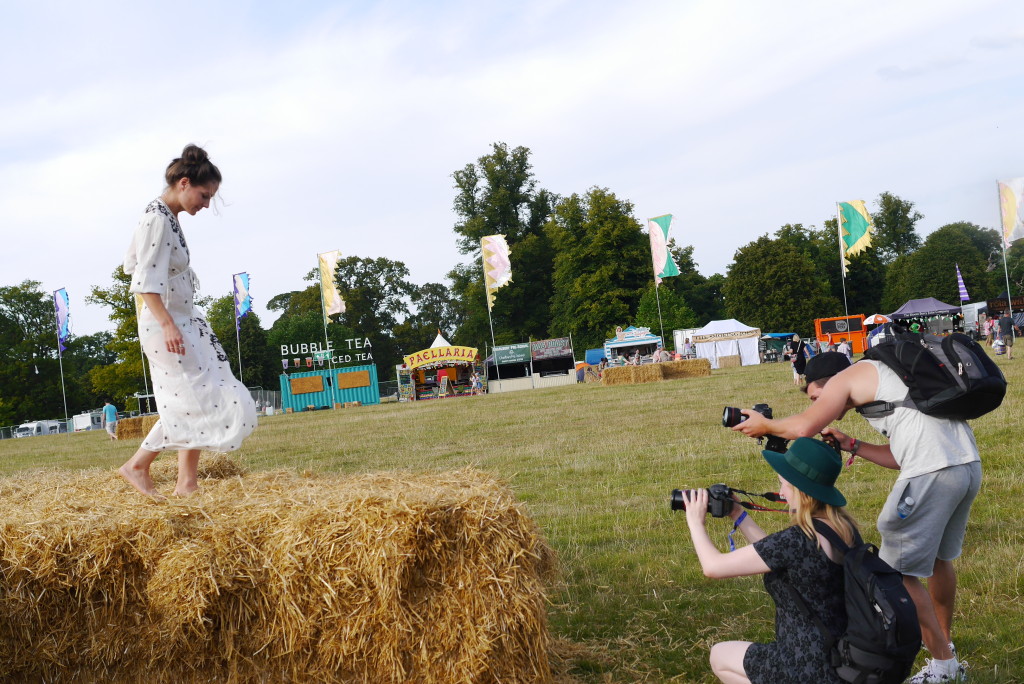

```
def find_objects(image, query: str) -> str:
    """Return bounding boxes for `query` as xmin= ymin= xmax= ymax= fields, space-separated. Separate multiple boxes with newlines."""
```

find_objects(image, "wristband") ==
xmin=850 ymin=438 xmax=861 ymax=456
xmin=728 ymin=511 xmax=748 ymax=551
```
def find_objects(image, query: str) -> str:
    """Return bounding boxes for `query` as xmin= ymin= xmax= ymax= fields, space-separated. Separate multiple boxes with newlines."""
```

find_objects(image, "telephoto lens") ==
xmin=722 ymin=406 xmax=745 ymax=427
xmin=670 ymin=488 xmax=687 ymax=511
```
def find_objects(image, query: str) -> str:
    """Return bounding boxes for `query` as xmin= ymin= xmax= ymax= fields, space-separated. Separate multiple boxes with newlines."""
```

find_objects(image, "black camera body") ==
xmin=722 ymin=403 xmax=789 ymax=454
xmin=670 ymin=483 xmax=735 ymax=518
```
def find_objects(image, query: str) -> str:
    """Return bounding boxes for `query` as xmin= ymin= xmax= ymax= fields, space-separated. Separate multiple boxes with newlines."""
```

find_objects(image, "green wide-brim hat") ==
xmin=762 ymin=437 xmax=846 ymax=507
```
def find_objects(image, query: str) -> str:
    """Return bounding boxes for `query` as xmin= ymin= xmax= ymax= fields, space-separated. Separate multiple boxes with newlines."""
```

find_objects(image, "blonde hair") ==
xmin=788 ymin=488 xmax=858 ymax=547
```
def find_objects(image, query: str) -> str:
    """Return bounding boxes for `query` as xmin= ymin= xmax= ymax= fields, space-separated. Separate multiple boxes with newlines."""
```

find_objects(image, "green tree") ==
xmin=0 ymin=280 xmax=66 ymax=424
xmin=880 ymin=253 xmax=914 ymax=314
xmin=546 ymin=187 xmax=652 ymax=350
xmin=896 ymin=223 xmax=994 ymax=305
xmin=206 ymin=295 xmax=278 ymax=389
xmin=449 ymin=142 xmax=557 ymax=349
xmin=723 ymin=236 xmax=840 ymax=334
xmin=86 ymin=267 xmax=149 ymax=411
xmin=633 ymin=284 xmax=698 ymax=338
xmin=665 ymin=242 xmax=725 ymax=324
xmin=392 ymin=282 xmax=460 ymax=357
xmin=872 ymin=192 xmax=923 ymax=265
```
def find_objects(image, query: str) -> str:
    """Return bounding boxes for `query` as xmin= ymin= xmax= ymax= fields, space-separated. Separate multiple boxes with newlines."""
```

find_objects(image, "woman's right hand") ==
xmin=683 ymin=489 xmax=709 ymax=529
xmin=162 ymin=321 xmax=185 ymax=355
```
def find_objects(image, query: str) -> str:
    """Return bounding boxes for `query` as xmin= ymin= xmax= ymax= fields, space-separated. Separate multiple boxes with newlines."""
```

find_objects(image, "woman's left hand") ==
xmin=683 ymin=488 xmax=709 ymax=528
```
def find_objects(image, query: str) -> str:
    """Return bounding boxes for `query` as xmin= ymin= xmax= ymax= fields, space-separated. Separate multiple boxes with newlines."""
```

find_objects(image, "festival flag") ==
xmin=838 ymin=200 xmax=874 ymax=275
xmin=997 ymin=178 xmax=1024 ymax=248
xmin=53 ymin=288 xmax=71 ymax=353
xmin=233 ymin=272 xmax=252 ymax=331
xmin=956 ymin=264 xmax=970 ymax=302
xmin=481 ymin=235 xmax=512 ymax=311
xmin=318 ymin=250 xmax=345 ymax=320
xmin=648 ymin=214 xmax=680 ymax=286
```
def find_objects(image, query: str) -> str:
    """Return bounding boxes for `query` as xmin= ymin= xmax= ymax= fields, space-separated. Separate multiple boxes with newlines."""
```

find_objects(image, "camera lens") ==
xmin=722 ymin=407 xmax=746 ymax=428
xmin=670 ymin=489 xmax=686 ymax=511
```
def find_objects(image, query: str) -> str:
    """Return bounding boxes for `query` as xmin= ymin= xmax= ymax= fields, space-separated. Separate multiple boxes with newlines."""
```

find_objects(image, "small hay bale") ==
xmin=661 ymin=358 xmax=712 ymax=379
xmin=718 ymin=354 xmax=741 ymax=368
xmin=0 ymin=466 xmax=556 ymax=683
xmin=600 ymin=366 xmax=632 ymax=386
xmin=115 ymin=415 xmax=159 ymax=441
xmin=629 ymin=364 xmax=664 ymax=384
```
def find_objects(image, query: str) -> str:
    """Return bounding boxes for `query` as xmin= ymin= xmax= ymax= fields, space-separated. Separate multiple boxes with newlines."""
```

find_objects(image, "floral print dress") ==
xmin=743 ymin=525 xmax=847 ymax=684
xmin=123 ymin=199 xmax=256 ymax=452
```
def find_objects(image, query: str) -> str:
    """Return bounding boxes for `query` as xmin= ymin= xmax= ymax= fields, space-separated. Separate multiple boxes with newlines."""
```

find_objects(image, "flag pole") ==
xmin=317 ymin=253 xmax=338 ymax=409
xmin=52 ymin=290 xmax=69 ymax=435
xmin=836 ymin=203 xmax=850 ymax=319
xmin=233 ymin=274 xmax=244 ymax=386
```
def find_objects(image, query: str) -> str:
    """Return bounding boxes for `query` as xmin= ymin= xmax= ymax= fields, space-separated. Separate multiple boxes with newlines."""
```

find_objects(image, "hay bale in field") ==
xmin=0 ymin=462 xmax=556 ymax=683
xmin=661 ymin=358 xmax=712 ymax=379
xmin=718 ymin=354 xmax=741 ymax=368
xmin=630 ymin=364 xmax=664 ymax=384
xmin=115 ymin=414 xmax=159 ymax=440
xmin=600 ymin=366 xmax=632 ymax=386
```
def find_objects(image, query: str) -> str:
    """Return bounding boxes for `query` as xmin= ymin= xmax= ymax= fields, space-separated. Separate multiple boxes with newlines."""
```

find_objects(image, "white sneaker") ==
xmin=907 ymin=658 xmax=968 ymax=683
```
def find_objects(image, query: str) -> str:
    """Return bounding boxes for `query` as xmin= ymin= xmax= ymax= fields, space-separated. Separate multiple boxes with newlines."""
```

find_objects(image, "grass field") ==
xmin=1 ymin=354 xmax=1021 ymax=683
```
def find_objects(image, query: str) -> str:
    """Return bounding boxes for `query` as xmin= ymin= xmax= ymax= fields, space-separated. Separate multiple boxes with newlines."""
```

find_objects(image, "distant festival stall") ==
xmin=692 ymin=319 xmax=761 ymax=369
xmin=398 ymin=333 xmax=483 ymax=400
xmin=603 ymin=326 xmax=664 ymax=365
xmin=279 ymin=365 xmax=380 ymax=412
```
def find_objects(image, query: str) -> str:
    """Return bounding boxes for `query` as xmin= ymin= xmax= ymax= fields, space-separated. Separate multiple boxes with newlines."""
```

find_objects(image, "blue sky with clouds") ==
xmin=3 ymin=0 xmax=1024 ymax=335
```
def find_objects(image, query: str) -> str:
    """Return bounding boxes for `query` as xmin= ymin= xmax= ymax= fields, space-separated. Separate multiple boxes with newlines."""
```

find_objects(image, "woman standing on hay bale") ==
xmin=119 ymin=144 xmax=256 ymax=498
xmin=681 ymin=438 xmax=860 ymax=684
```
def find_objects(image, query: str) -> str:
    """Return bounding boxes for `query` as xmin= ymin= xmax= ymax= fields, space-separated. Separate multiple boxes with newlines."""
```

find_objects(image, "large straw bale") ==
xmin=629 ymin=364 xmax=664 ymax=384
xmin=718 ymin=354 xmax=742 ymax=368
xmin=115 ymin=414 xmax=159 ymax=440
xmin=661 ymin=358 xmax=712 ymax=379
xmin=0 ymin=457 xmax=556 ymax=683
xmin=600 ymin=366 xmax=632 ymax=386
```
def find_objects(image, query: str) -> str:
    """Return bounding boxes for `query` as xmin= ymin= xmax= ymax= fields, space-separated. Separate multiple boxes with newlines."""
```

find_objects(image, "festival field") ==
xmin=1 ymin=355 xmax=1020 ymax=683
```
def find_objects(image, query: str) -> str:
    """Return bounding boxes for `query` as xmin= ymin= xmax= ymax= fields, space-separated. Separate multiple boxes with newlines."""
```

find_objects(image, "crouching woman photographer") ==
xmin=682 ymin=438 xmax=859 ymax=684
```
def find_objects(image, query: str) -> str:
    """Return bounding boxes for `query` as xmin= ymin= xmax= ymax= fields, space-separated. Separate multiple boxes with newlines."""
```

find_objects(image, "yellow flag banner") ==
xmin=481 ymin=235 xmax=512 ymax=310
xmin=318 ymin=250 xmax=345 ymax=319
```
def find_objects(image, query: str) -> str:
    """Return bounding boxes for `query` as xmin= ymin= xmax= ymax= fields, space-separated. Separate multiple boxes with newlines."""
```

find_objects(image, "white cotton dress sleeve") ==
xmin=123 ymin=199 xmax=257 ymax=452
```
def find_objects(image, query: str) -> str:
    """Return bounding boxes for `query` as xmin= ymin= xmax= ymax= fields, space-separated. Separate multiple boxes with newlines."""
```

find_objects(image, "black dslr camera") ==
xmin=722 ymin=403 xmax=789 ymax=454
xmin=670 ymin=483 xmax=735 ymax=518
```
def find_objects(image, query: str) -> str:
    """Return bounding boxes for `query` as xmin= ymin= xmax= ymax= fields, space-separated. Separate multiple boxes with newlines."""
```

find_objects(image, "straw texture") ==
xmin=115 ymin=414 xmax=159 ymax=440
xmin=0 ymin=457 xmax=556 ymax=683
xmin=660 ymin=359 xmax=712 ymax=379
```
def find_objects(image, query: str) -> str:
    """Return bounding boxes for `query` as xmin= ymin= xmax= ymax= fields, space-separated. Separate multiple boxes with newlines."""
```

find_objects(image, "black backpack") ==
xmin=787 ymin=520 xmax=921 ymax=684
xmin=857 ymin=324 xmax=1007 ymax=420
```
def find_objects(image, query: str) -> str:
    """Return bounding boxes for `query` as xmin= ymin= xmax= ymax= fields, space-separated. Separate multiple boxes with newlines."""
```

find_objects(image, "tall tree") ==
xmin=633 ymin=284 xmax=698 ymax=338
xmin=872 ymin=192 xmax=923 ymax=265
xmin=723 ymin=236 xmax=840 ymax=334
xmin=206 ymin=295 xmax=278 ymax=389
xmin=450 ymin=142 xmax=557 ymax=349
xmin=666 ymin=242 xmax=725 ymax=325
xmin=0 ymin=281 xmax=65 ymax=424
xmin=546 ymin=187 xmax=652 ymax=350
xmin=86 ymin=267 xmax=149 ymax=411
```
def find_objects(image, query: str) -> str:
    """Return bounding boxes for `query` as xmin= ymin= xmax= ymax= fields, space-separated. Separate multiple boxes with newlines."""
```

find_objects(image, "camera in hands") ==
xmin=722 ymin=403 xmax=789 ymax=454
xmin=670 ymin=483 xmax=735 ymax=518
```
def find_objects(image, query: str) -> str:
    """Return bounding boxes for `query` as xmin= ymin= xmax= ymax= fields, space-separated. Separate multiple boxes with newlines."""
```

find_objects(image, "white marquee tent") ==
xmin=692 ymin=319 xmax=761 ymax=369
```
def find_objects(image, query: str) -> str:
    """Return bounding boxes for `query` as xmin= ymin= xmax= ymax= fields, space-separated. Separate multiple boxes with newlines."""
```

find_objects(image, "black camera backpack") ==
xmin=857 ymin=325 xmax=1006 ymax=420
xmin=786 ymin=520 xmax=921 ymax=684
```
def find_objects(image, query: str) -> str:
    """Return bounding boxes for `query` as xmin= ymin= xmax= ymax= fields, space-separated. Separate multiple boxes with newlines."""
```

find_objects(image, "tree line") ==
xmin=3 ymin=142 xmax=1023 ymax=425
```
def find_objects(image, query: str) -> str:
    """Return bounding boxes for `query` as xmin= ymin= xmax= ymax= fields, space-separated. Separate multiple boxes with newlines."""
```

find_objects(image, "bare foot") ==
xmin=172 ymin=485 xmax=201 ymax=497
xmin=118 ymin=464 xmax=166 ymax=501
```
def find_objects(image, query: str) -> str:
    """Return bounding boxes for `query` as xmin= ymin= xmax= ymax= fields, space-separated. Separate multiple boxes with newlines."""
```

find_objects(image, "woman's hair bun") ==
xmin=165 ymin=143 xmax=222 ymax=187
xmin=180 ymin=144 xmax=209 ymax=166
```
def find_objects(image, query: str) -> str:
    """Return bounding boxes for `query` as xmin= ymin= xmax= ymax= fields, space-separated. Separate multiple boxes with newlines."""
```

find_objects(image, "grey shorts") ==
xmin=877 ymin=461 xmax=982 ymax=577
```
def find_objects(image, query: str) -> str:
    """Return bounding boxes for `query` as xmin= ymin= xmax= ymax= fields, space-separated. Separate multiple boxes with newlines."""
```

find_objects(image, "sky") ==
xmin=3 ymin=0 xmax=1024 ymax=336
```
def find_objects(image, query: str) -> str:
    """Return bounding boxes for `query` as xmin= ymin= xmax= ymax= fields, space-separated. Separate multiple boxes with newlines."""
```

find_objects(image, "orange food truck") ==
xmin=814 ymin=315 xmax=868 ymax=354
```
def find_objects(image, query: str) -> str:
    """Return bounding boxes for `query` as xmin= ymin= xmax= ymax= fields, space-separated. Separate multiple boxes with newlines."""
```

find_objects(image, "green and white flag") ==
xmin=648 ymin=214 xmax=680 ymax=286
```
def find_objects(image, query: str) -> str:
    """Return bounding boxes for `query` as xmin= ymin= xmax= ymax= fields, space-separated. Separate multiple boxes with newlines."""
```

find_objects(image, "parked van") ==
xmin=14 ymin=420 xmax=64 ymax=438
xmin=73 ymin=411 xmax=104 ymax=432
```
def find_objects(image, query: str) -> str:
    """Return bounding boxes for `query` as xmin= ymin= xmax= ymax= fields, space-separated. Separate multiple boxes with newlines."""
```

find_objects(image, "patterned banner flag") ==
xmin=53 ymin=288 xmax=71 ymax=353
xmin=318 ymin=250 xmax=345 ymax=320
xmin=233 ymin=272 xmax=252 ymax=331
xmin=481 ymin=235 xmax=512 ymax=311
xmin=648 ymin=214 xmax=680 ymax=286
xmin=956 ymin=264 xmax=970 ymax=302
xmin=998 ymin=178 xmax=1024 ymax=248
xmin=838 ymin=200 xmax=875 ymax=275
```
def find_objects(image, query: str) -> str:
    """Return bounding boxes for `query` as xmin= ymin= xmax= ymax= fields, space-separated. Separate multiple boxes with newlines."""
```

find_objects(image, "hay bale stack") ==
xmin=629 ymin=364 xmax=664 ymax=384
xmin=661 ymin=358 xmax=712 ymax=379
xmin=115 ymin=414 xmax=159 ymax=440
xmin=600 ymin=366 xmax=632 ymax=386
xmin=718 ymin=354 xmax=741 ymax=368
xmin=0 ymin=460 xmax=556 ymax=683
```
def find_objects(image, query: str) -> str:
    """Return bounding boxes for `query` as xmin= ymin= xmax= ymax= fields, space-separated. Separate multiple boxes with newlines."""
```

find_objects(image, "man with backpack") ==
xmin=732 ymin=348 xmax=987 ymax=683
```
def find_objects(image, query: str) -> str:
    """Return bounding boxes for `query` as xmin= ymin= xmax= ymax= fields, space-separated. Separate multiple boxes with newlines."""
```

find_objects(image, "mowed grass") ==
xmin=2 ymin=354 xmax=1022 ymax=682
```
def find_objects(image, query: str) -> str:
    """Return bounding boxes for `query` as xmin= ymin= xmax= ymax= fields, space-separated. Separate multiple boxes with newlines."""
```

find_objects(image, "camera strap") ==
xmin=730 ymin=488 xmax=790 ymax=513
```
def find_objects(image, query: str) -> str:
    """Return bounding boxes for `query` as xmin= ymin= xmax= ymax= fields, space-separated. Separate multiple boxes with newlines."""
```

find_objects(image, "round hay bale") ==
xmin=0 ymin=467 xmax=556 ymax=683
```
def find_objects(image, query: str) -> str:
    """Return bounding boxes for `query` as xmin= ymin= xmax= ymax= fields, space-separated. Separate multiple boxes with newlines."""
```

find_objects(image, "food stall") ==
xmin=603 ymin=326 xmax=664 ymax=365
xmin=279 ymin=364 xmax=380 ymax=412
xmin=398 ymin=333 xmax=483 ymax=400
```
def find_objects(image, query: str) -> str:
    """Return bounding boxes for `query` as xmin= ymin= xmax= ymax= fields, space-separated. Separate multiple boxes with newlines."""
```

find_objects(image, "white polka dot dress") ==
xmin=123 ymin=199 xmax=256 ymax=452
